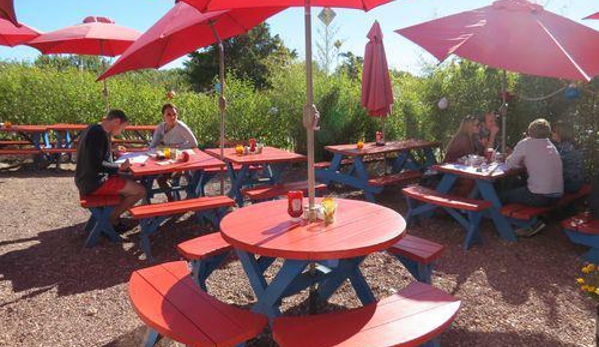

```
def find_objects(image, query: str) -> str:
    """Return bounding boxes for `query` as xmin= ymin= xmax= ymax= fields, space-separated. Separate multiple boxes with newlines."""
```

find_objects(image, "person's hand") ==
xmin=489 ymin=124 xmax=500 ymax=136
xmin=119 ymin=159 xmax=131 ymax=172
xmin=117 ymin=145 xmax=127 ymax=153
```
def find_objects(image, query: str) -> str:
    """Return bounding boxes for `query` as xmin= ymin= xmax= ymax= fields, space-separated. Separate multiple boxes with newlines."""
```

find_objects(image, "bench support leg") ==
xmin=464 ymin=211 xmax=483 ymax=250
xmin=85 ymin=207 xmax=120 ymax=248
xmin=139 ymin=217 xmax=168 ymax=261
xmin=190 ymin=252 xmax=231 ymax=291
xmin=390 ymin=254 xmax=433 ymax=284
xmin=141 ymin=328 xmax=161 ymax=347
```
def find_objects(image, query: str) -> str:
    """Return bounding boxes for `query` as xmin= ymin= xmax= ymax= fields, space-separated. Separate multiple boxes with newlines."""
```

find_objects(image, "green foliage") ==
xmin=185 ymin=23 xmax=296 ymax=91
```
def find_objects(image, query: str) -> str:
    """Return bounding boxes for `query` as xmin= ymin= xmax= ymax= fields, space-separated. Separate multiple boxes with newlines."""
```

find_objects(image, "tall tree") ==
xmin=184 ymin=23 xmax=295 ymax=91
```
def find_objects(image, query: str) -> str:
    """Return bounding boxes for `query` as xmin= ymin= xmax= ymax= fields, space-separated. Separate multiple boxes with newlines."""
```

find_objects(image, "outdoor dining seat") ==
xmin=273 ymin=281 xmax=461 ymax=347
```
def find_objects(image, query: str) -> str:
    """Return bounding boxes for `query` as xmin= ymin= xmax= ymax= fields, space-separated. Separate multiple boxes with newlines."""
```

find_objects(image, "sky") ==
xmin=1 ymin=0 xmax=597 ymax=74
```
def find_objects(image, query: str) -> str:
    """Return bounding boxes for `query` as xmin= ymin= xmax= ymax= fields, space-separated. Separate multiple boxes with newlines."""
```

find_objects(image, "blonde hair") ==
xmin=528 ymin=118 xmax=551 ymax=139
xmin=446 ymin=115 xmax=477 ymax=152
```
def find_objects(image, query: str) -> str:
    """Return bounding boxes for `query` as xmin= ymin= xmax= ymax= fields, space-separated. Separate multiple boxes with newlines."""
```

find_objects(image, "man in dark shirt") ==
xmin=75 ymin=109 xmax=145 ymax=226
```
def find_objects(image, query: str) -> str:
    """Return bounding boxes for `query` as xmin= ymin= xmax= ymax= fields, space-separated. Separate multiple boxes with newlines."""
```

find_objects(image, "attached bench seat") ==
xmin=41 ymin=147 xmax=77 ymax=154
xmin=562 ymin=212 xmax=599 ymax=263
xmin=0 ymin=140 xmax=31 ymax=146
xmin=315 ymin=155 xmax=386 ymax=170
xmin=241 ymin=181 xmax=327 ymax=201
xmin=273 ymin=281 xmax=461 ymax=347
xmin=501 ymin=184 xmax=591 ymax=221
xmin=129 ymin=261 xmax=268 ymax=347
xmin=80 ymin=194 xmax=122 ymax=248
xmin=368 ymin=170 xmax=423 ymax=188
xmin=177 ymin=232 xmax=233 ymax=291
xmin=388 ymin=234 xmax=445 ymax=284
xmin=130 ymin=196 xmax=236 ymax=259
xmin=0 ymin=148 xmax=41 ymax=155
xmin=402 ymin=185 xmax=491 ymax=250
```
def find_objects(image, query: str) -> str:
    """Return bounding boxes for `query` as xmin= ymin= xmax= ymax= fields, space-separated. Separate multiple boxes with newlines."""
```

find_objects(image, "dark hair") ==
xmin=106 ymin=109 xmax=128 ymax=123
xmin=554 ymin=121 xmax=574 ymax=143
xmin=162 ymin=103 xmax=177 ymax=115
xmin=478 ymin=112 xmax=496 ymax=123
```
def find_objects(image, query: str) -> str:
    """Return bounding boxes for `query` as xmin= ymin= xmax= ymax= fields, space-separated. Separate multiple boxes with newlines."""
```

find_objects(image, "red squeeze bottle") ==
xmin=179 ymin=151 xmax=190 ymax=162
xmin=249 ymin=138 xmax=256 ymax=152
xmin=287 ymin=190 xmax=303 ymax=219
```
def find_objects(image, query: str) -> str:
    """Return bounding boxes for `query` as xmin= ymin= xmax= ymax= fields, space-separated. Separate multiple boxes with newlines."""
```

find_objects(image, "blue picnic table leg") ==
xmin=268 ymin=163 xmax=288 ymax=185
xmin=315 ymin=153 xmax=342 ymax=185
xmin=423 ymin=147 xmax=438 ymax=167
xmin=391 ymin=151 xmax=410 ymax=173
xmin=316 ymin=256 xmax=375 ymax=305
xmin=476 ymin=180 xmax=517 ymax=242
xmin=418 ymin=173 xmax=458 ymax=219
xmin=353 ymin=157 xmax=377 ymax=203
xmin=227 ymin=163 xmax=249 ymax=206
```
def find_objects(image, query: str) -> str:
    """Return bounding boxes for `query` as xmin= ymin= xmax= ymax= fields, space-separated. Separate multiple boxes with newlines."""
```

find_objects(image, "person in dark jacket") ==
xmin=552 ymin=121 xmax=584 ymax=194
xmin=75 ymin=109 xmax=145 ymax=227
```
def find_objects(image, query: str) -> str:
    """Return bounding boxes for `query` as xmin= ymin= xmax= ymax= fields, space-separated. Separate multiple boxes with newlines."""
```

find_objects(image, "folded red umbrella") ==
xmin=27 ymin=16 xmax=141 ymax=57
xmin=0 ymin=0 xmax=18 ymax=26
xmin=395 ymin=0 xmax=599 ymax=82
xmin=99 ymin=2 xmax=283 ymax=79
xmin=0 ymin=18 xmax=39 ymax=46
xmin=362 ymin=21 xmax=393 ymax=118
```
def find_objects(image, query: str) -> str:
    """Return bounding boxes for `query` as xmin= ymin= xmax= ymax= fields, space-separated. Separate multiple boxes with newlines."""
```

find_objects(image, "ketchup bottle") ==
xmin=287 ymin=190 xmax=304 ymax=220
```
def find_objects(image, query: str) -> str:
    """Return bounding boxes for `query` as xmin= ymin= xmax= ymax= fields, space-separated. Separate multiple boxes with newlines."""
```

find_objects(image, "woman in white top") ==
xmin=152 ymin=104 xmax=199 ymax=201
xmin=150 ymin=103 xmax=198 ymax=149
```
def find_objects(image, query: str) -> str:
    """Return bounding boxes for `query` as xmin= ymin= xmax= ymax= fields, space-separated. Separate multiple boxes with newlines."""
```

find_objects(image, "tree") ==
xmin=184 ymin=23 xmax=296 ymax=91
xmin=336 ymin=51 xmax=363 ymax=80
xmin=34 ymin=55 xmax=108 ymax=73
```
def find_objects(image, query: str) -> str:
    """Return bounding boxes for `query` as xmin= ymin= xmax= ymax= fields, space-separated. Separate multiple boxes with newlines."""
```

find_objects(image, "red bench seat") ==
xmin=80 ymin=195 xmax=121 ymax=208
xmin=41 ymin=147 xmax=77 ymax=154
xmin=389 ymin=234 xmax=444 ymax=264
xmin=0 ymin=140 xmax=31 ymax=146
xmin=273 ymin=281 xmax=460 ymax=347
xmin=562 ymin=212 xmax=599 ymax=235
xmin=177 ymin=232 xmax=232 ymax=261
xmin=368 ymin=170 xmax=423 ymax=187
xmin=0 ymin=148 xmax=41 ymax=155
xmin=129 ymin=261 xmax=267 ymax=347
xmin=501 ymin=184 xmax=591 ymax=220
xmin=242 ymin=181 xmax=327 ymax=201
xmin=403 ymin=185 xmax=492 ymax=212
xmin=130 ymin=196 xmax=236 ymax=219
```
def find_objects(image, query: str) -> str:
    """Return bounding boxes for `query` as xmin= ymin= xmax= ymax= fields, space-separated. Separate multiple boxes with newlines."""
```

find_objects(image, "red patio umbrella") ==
xmin=180 ymin=0 xmax=395 ymax=221
xmin=584 ymin=12 xmax=599 ymax=20
xmin=99 ymin=1 xmax=283 ymax=193
xmin=361 ymin=21 xmax=393 ymax=138
xmin=395 ymin=0 xmax=599 ymax=152
xmin=0 ymin=18 xmax=39 ymax=46
xmin=27 ymin=16 xmax=141 ymax=110
xmin=0 ymin=0 xmax=18 ymax=26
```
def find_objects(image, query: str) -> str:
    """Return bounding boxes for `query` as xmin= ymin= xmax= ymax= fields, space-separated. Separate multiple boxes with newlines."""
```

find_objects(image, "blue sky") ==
xmin=1 ymin=0 xmax=596 ymax=73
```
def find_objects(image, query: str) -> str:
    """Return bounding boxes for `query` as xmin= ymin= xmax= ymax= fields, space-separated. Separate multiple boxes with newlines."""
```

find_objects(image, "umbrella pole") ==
xmin=100 ymin=40 xmax=109 ymax=112
xmin=501 ymin=70 xmax=507 ymax=153
xmin=304 ymin=0 xmax=318 ymax=315
xmin=210 ymin=22 xmax=226 ymax=195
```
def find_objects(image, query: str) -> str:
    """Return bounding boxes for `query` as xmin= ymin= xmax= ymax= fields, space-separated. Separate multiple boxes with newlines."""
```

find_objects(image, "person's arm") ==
xmin=149 ymin=124 xmax=163 ymax=149
xmin=487 ymin=125 xmax=499 ymax=150
xmin=87 ymin=128 xmax=119 ymax=174
xmin=179 ymin=122 xmax=198 ymax=148
xmin=506 ymin=140 xmax=525 ymax=169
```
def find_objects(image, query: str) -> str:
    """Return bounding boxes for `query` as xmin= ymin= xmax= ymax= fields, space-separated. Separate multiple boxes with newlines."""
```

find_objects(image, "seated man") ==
xmin=503 ymin=118 xmax=563 ymax=237
xmin=552 ymin=121 xmax=584 ymax=194
xmin=75 ymin=109 xmax=146 ymax=230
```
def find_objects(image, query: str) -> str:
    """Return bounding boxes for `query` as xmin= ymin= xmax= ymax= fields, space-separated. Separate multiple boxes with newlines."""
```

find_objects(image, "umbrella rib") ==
xmin=535 ymin=19 xmax=591 ymax=81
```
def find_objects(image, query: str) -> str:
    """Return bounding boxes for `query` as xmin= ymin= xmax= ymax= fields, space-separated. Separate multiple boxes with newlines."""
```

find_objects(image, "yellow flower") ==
xmin=582 ymin=267 xmax=591 ymax=274
xmin=594 ymin=288 xmax=599 ymax=295
xmin=577 ymin=278 xmax=585 ymax=284
xmin=589 ymin=264 xmax=596 ymax=271
xmin=589 ymin=286 xmax=597 ymax=293
xmin=582 ymin=285 xmax=589 ymax=291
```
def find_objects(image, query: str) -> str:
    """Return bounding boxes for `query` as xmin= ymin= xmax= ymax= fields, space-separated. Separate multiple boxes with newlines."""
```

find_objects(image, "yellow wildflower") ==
xmin=582 ymin=285 xmax=589 ymax=291
xmin=582 ymin=267 xmax=591 ymax=274
xmin=589 ymin=264 xmax=596 ymax=271
xmin=589 ymin=286 xmax=597 ymax=293
xmin=595 ymin=288 xmax=599 ymax=295
xmin=577 ymin=278 xmax=585 ymax=284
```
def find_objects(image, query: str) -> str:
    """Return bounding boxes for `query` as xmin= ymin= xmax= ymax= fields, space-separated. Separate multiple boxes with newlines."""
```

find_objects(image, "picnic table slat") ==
xmin=433 ymin=163 xmax=520 ymax=181
xmin=205 ymin=146 xmax=305 ymax=165
xmin=0 ymin=125 xmax=49 ymax=133
xmin=325 ymin=139 xmax=440 ymax=157
xmin=128 ymin=148 xmax=225 ymax=177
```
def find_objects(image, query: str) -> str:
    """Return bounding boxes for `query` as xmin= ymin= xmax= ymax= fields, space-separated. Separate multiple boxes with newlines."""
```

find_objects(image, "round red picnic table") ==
xmin=220 ymin=198 xmax=406 ymax=317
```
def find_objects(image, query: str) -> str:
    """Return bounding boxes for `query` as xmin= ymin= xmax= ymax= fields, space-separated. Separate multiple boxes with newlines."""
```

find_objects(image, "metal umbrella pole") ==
xmin=100 ymin=40 xmax=109 ymax=112
xmin=501 ymin=70 xmax=507 ymax=154
xmin=209 ymin=21 xmax=227 ymax=195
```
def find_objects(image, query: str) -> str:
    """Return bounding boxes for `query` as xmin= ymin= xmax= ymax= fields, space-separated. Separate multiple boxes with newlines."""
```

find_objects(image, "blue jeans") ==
xmin=501 ymin=186 xmax=561 ymax=207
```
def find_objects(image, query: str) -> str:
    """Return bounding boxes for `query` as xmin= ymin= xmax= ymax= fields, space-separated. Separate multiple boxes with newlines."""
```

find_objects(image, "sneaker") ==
xmin=515 ymin=221 xmax=546 ymax=238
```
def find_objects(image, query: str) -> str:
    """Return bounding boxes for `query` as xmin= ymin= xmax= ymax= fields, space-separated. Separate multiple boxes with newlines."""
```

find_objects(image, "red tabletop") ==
xmin=0 ymin=125 xmax=48 ymax=133
xmin=325 ymin=139 xmax=440 ymax=157
xmin=205 ymin=146 xmax=305 ymax=166
xmin=47 ymin=123 xmax=88 ymax=131
xmin=434 ymin=163 xmax=521 ymax=181
xmin=220 ymin=198 xmax=406 ymax=261
xmin=128 ymin=148 xmax=225 ymax=177
xmin=125 ymin=125 xmax=157 ymax=132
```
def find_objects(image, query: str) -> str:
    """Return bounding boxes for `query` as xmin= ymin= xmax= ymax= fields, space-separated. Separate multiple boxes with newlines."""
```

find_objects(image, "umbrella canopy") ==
xmin=584 ymin=12 xmax=599 ymax=20
xmin=180 ymin=0 xmax=396 ymax=222
xmin=0 ymin=0 xmax=18 ymax=26
xmin=0 ymin=18 xmax=39 ymax=46
xmin=27 ymin=16 xmax=141 ymax=56
xmin=361 ymin=21 xmax=393 ymax=117
xmin=395 ymin=0 xmax=599 ymax=82
xmin=99 ymin=2 xmax=283 ymax=79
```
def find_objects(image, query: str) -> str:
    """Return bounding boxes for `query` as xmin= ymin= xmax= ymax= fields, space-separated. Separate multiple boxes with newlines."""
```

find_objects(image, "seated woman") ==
xmin=552 ymin=121 xmax=584 ymax=194
xmin=503 ymin=119 xmax=563 ymax=237
xmin=444 ymin=115 xmax=482 ymax=163
xmin=150 ymin=103 xmax=199 ymax=200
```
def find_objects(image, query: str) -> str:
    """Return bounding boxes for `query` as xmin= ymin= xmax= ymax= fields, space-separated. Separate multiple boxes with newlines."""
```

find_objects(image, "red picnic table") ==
xmin=220 ymin=198 xmax=406 ymax=318
xmin=316 ymin=139 xmax=440 ymax=202
xmin=205 ymin=146 xmax=306 ymax=205
xmin=126 ymin=148 xmax=225 ymax=201
xmin=0 ymin=125 xmax=50 ymax=152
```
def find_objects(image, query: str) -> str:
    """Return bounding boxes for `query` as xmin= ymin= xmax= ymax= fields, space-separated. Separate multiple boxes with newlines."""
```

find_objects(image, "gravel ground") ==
xmin=0 ymin=163 xmax=595 ymax=347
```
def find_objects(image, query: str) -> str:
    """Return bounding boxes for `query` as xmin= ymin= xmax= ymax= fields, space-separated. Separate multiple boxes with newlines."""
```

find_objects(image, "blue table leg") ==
xmin=423 ymin=147 xmax=438 ymax=167
xmin=316 ymin=154 xmax=342 ymax=185
xmin=227 ymin=163 xmax=249 ymax=206
xmin=316 ymin=256 xmax=375 ymax=305
xmin=476 ymin=180 xmax=517 ymax=242
xmin=353 ymin=157 xmax=377 ymax=202
xmin=391 ymin=151 xmax=410 ymax=173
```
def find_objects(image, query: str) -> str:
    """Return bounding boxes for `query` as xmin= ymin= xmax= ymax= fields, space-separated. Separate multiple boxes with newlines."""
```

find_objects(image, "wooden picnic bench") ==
xmin=241 ymin=181 xmax=327 ymax=202
xmin=388 ymin=234 xmax=445 ymax=284
xmin=562 ymin=212 xmax=599 ymax=263
xmin=273 ymin=281 xmax=461 ymax=347
xmin=130 ymin=196 xmax=236 ymax=260
xmin=79 ymin=194 xmax=122 ymax=248
xmin=177 ymin=232 xmax=233 ymax=291
xmin=129 ymin=261 xmax=268 ymax=347
xmin=403 ymin=184 xmax=492 ymax=249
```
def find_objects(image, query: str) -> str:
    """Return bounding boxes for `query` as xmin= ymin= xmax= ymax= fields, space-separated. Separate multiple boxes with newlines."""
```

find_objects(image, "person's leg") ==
xmin=110 ymin=180 xmax=146 ymax=223
xmin=157 ymin=174 xmax=175 ymax=201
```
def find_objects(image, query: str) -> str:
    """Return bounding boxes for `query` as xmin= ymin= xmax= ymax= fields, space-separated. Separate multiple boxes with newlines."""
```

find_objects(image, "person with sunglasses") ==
xmin=444 ymin=115 xmax=483 ymax=163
